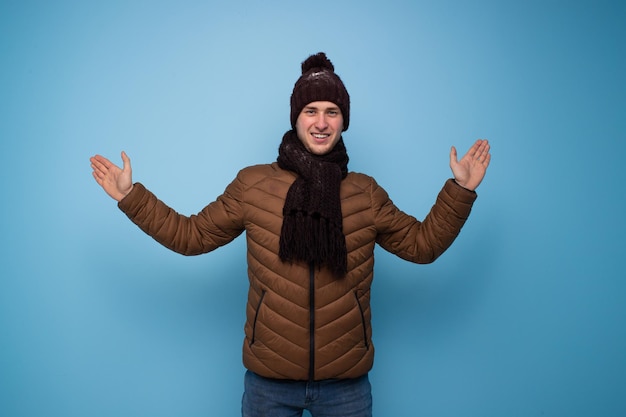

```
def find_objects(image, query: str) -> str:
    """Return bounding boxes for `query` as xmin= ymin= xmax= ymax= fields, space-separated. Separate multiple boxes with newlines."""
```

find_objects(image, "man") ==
xmin=90 ymin=52 xmax=491 ymax=417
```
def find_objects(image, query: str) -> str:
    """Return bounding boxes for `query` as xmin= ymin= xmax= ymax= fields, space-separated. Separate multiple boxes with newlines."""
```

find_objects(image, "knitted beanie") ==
xmin=290 ymin=52 xmax=350 ymax=131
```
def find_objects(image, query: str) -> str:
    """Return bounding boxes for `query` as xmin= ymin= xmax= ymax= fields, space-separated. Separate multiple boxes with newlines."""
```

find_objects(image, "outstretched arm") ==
xmin=450 ymin=139 xmax=491 ymax=191
xmin=90 ymin=151 xmax=134 ymax=202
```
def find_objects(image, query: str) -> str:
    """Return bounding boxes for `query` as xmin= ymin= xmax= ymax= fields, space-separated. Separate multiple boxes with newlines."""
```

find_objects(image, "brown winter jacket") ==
xmin=118 ymin=162 xmax=477 ymax=381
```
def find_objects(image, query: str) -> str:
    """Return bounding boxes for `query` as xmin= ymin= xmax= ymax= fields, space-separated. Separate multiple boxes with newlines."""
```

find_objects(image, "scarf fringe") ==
xmin=279 ymin=213 xmax=347 ymax=277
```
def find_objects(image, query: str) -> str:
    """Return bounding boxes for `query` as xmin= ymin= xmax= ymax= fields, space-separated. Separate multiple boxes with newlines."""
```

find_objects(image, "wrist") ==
xmin=453 ymin=178 xmax=475 ymax=191
xmin=117 ymin=184 xmax=134 ymax=202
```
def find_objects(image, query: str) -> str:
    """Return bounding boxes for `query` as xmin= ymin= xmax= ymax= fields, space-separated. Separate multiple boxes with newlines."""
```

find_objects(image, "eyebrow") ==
xmin=304 ymin=105 xmax=340 ymax=111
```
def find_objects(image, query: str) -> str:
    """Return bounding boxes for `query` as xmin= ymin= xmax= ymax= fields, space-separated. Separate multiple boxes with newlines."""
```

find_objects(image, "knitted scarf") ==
xmin=277 ymin=129 xmax=349 ymax=277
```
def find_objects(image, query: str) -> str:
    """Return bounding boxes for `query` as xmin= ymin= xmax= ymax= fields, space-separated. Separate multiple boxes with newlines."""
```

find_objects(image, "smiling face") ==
xmin=295 ymin=101 xmax=344 ymax=155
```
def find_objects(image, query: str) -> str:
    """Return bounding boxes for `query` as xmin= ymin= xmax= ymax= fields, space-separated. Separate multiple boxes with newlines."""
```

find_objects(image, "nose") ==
xmin=315 ymin=113 xmax=329 ymax=130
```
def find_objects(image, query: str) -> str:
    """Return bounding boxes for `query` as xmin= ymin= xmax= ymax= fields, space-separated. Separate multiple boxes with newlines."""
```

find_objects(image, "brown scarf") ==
xmin=277 ymin=129 xmax=349 ymax=277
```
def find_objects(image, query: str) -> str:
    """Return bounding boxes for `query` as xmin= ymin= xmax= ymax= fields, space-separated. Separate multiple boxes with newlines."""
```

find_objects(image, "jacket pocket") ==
xmin=354 ymin=291 xmax=370 ymax=350
xmin=250 ymin=290 xmax=266 ymax=346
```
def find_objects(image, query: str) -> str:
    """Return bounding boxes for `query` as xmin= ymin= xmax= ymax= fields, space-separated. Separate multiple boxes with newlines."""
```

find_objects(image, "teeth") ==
xmin=313 ymin=134 xmax=328 ymax=139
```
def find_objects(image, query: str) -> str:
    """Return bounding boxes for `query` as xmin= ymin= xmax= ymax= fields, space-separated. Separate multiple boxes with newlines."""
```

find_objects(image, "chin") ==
xmin=308 ymin=146 xmax=332 ymax=155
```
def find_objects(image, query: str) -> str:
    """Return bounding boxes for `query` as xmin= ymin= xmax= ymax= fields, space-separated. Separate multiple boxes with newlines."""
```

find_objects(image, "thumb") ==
xmin=121 ymin=151 xmax=132 ymax=172
xmin=449 ymin=146 xmax=458 ymax=166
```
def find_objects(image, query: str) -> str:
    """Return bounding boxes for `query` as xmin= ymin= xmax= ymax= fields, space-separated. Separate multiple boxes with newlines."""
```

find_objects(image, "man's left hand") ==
xmin=450 ymin=139 xmax=491 ymax=191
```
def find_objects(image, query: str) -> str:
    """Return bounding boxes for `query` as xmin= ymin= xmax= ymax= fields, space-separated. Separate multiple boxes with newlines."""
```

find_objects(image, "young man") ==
xmin=90 ymin=52 xmax=491 ymax=417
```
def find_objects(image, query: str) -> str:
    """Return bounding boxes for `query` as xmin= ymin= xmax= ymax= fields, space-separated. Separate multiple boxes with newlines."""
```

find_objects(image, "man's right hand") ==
xmin=90 ymin=151 xmax=133 ymax=202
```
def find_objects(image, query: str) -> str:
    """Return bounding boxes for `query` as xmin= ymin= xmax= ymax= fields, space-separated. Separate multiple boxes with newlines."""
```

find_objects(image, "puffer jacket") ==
xmin=118 ymin=162 xmax=477 ymax=381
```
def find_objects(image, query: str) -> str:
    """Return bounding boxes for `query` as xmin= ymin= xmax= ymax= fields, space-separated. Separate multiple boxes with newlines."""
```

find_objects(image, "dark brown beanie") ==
xmin=290 ymin=52 xmax=350 ymax=131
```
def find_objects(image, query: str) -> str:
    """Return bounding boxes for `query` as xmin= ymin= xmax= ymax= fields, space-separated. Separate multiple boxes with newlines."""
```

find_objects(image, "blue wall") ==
xmin=2 ymin=1 xmax=625 ymax=416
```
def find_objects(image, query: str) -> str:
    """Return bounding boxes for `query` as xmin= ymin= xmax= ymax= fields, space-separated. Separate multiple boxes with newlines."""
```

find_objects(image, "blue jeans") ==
xmin=242 ymin=371 xmax=373 ymax=417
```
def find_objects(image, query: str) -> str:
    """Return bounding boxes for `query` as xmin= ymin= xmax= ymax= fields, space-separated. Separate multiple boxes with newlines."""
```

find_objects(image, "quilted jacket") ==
xmin=118 ymin=162 xmax=477 ymax=381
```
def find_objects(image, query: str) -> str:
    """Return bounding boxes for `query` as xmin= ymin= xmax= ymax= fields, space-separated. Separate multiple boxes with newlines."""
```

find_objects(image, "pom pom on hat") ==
xmin=290 ymin=52 xmax=350 ymax=131
xmin=301 ymin=52 xmax=335 ymax=73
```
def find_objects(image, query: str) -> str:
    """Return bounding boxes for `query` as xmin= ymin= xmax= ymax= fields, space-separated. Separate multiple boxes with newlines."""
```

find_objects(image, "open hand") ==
xmin=450 ymin=139 xmax=491 ymax=191
xmin=90 ymin=151 xmax=133 ymax=202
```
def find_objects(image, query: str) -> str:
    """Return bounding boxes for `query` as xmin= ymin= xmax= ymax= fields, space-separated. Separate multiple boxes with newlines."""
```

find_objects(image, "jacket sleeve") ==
xmin=373 ymin=178 xmax=477 ymax=264
xmin=117 ymin=175 xmax=246 ymax=256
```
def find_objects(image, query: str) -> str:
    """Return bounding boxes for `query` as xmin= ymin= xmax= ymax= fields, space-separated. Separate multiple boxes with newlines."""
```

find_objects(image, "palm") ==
xmin=450 ymin=140 xmax=490 ymax=191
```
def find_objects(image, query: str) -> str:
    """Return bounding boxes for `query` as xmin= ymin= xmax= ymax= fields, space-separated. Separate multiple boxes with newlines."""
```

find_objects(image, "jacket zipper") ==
xmin=308 ymin=262 xmax=315 ymax=382
xmin=250 ymin=290 xmax=266 ymax=346
xmin=354 ymin=291 xmax=370 ymax=350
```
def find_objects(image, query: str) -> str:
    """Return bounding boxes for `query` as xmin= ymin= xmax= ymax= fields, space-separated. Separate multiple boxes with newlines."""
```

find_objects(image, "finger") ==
xmin=121 ymin=151 xmax=132 ymax=172
xmin=479 ymin=142 xmax=490 ymax=161
xmin=473 ymin=140 xmax=490 ymax=162
xmin=90 ymin=158 xmax=108 ymax=175
xmin=91 ymin=154 xmax=114 ymax=169
xmin=470 ymin=139 xmax=483 ymax=154
xmin=461 ymin=141 xmax=480 ymax=161
xmin=92 ymin=171 xmax=104 ymax=186
xmin=449 ymin=146 xmax=458 ymax=165
xmin=482 ymin=153 xmax=491 ymax=167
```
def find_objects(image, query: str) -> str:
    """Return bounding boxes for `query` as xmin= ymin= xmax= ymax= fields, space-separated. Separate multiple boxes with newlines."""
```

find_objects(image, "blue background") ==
xmin=1 ymin=0 xmax=625 ymax=416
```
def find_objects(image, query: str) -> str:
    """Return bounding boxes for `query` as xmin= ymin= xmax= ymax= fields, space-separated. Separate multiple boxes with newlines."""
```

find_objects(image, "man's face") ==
xmin=295 ymin=101 xmax=344 ymax=155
